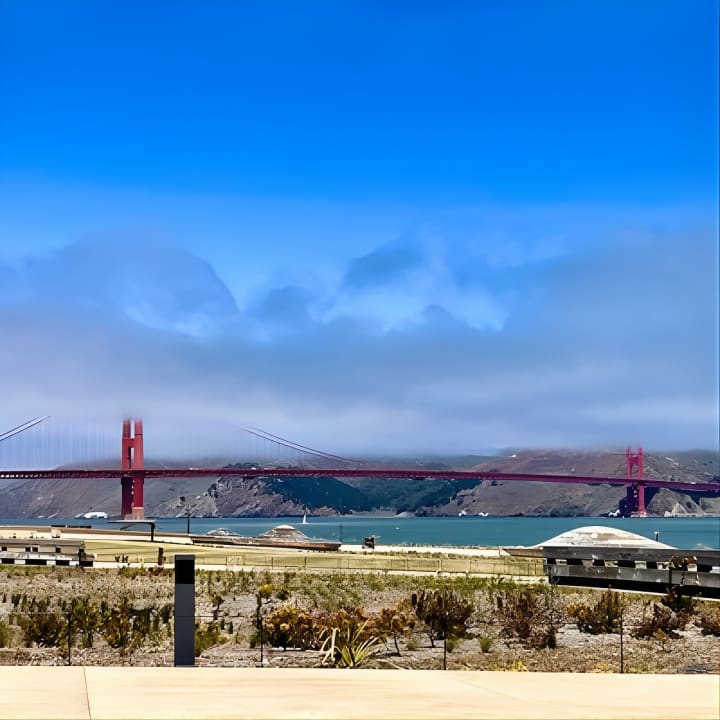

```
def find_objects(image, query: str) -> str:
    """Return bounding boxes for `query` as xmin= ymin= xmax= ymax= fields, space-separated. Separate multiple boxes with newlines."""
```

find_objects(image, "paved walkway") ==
xmin=0 ymin=668 xmax=718 ymax=719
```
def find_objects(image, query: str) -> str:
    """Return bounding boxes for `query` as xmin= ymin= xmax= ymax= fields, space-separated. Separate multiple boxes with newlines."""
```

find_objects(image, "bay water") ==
xmin=2 ymin=515 xmax=718 ymax=550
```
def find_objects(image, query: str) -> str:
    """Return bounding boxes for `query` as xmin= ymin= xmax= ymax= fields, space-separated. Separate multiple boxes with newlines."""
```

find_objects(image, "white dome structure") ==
xmin=535 ymin=525 xmax=674 ymax=549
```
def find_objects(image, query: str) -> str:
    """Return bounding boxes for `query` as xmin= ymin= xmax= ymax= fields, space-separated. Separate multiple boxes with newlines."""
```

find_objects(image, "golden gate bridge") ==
xmin=1 ymin=417 xmax=718 ymax=520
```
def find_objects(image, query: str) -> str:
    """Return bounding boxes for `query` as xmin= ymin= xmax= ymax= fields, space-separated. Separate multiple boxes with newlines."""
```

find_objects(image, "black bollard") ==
xmin=174 ymin=554 xmax=195 ymax=666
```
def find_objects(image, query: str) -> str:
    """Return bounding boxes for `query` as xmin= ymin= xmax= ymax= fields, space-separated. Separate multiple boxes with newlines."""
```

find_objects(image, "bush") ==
xmin=633 ymin=602 xmax=682 ymax=640
xmin=660 ymin=587 xmax=695 ymax=629
xmin=374 ymin=606 xmax=414 ymax=655
xmin=696 ymin=605 xmax=720 ymax=636
xmin=496 ymin=586 xmax=557 ymax=649
xmin=410 ymin=590 xmax=473 ymax=648
xmin=19 ymin=608 xmax=66 ymax=648
xmin=263 ymin=606 xmax=318 ymax=650
xmin=195 ymin=621 xmax=225 ymax=657
xmin=315 ymin=607 xmax=376 ymax=644
xmin=567 ymin=589 xmax=623 ymax=635
xmin=445 ymin=636 xmax=459 ymax=653
xmin=100 ymin=599 xmax=135 ymax=655
xmin=67 ymin=597 xmax=101 ymax=649
xmin=99 ymin=597 xmax=164 ymax=658
xmin=319 ymin=621 xmax=384 ymax=668
xmin=0 ymin=620 xmax=10 ymax=648
xmin=479 ymin=636 xmax=493 ymax=653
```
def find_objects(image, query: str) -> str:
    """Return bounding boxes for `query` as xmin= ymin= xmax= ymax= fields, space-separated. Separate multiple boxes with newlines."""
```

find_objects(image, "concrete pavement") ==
xmin=0 ymin=668 xmax=718 ymax=719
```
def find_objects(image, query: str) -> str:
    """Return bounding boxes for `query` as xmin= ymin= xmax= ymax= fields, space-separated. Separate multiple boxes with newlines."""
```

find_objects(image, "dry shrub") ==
xmin=374 ymin=606 xmax=415 ymax=655
xmin=697 ymin=605 xmax=720 ymax=636
xmin=567 ymin=589 xmax=623 ymax=634
xmin=263 ymin=605 xmax=318 ymax=650
xmin=410 ymin=590 xmax=473 ymax=648
xmin=194 ymin=621 xmax=226 ymax=657
xmin=496 ymin=586 xmax=557 ymax=649
xmin=633 ymin=602 xmax=682 ymax=640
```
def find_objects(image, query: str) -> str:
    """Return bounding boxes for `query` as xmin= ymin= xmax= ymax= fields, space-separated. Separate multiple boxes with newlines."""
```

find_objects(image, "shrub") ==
xmin=410 ymin=590 xmax=473 ymax=648
xmin=320 ymin=621 xmax=384 ymax=668
xmin=195 ymin=621 xmax=225 ymax=657
xmin=158 ymin=603 xmax=173 ymax=624
xmin=19 ymin=607 xmax=66 ymax=648
xmin=315 ymin=607 xmax=376 ymax=644
xmin=697 ymin=605 xmax=720 ymax=636
xmin=67 ymin=597 xmax=101 ymax=649
xmin=263 ymin=606 xmax=318 ymax=650
xmin=0 ymin=620 xmax=10 ymax=648
xmin=660 ymin=587 xmax=695 ymax=629
xmin=496 ymin=586 xmax=557 ymax=649
xmin=100 ymin=599 xmax=135 ymax=656
xmin=374 ymin=606 xmax=414 ymax=655
xmin=633 ymin=602 xmax=682 ymax=640
xmin=567 ymin=589 xmax=623 ymax=634
xmin=479 ymin=636 xmax=493 ymax=653
xmin=98 ymin=596 xmax=165 ymax=658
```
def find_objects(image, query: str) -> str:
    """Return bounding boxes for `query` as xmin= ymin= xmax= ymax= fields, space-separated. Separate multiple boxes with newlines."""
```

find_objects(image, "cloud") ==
xmin=0 ymin=218 xmax=717 ymax=459
xmin=329 ymin=230 xmax=506 ymax=331
xmin=342 ymin=234 xmax=425 ymax=288
xmin=5 ymin=237 xmax=239 ymax=336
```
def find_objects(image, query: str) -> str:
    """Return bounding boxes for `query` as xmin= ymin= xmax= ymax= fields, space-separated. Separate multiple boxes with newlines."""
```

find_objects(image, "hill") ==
xmin=0 ymin=449 xmax=716 ymax=518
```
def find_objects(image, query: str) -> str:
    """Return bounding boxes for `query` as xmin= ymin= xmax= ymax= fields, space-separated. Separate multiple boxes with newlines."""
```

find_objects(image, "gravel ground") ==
xmin=0 ymin=566 xmax=717 ymax=674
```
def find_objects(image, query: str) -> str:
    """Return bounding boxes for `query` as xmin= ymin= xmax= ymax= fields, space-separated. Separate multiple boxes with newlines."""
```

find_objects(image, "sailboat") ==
xmin=302 ymin=513 xmax=307 ymax=524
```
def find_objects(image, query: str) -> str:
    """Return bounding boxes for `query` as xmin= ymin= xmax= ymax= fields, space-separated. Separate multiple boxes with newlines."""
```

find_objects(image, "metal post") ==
xmin=619 ymin=603 xmax=624 ymax=674
xmin=66 ymin=610 xmax=72 ymax=666
xmin=442 ymin=587 xmax=447 ymax=671
xmin=174 ymin=554 xmax=195 ymax=666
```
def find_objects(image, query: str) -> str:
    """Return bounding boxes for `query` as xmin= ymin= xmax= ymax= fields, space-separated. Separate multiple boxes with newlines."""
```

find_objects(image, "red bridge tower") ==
xmin=625 ymin=446 xmax=645 ymax=516
xmin=121 ymin=419 xmax=145 ymax=520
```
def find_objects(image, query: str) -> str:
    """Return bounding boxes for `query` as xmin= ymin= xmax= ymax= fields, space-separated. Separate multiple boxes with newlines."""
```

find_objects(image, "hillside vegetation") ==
xmin=0 ymin=449 xmax=716 ymax=518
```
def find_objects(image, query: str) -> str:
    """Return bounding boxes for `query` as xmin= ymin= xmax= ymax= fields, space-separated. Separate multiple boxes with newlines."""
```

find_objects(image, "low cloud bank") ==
xmin=0 ymin=223 xmax=717 ymax=457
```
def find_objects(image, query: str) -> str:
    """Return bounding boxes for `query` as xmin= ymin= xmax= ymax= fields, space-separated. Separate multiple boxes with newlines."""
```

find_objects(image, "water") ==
xmin=1 ymin=515 xmax=718 ymax=550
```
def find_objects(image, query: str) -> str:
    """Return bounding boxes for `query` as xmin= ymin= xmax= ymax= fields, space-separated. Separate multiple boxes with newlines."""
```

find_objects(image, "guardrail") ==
xmin=543 ymin=546 xmax=720 ymax=598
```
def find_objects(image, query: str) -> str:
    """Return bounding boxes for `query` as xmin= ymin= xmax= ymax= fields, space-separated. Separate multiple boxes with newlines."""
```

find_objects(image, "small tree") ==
xmin=410 ymin=590 xmax=473 ymax=648
xmin=375 ymin=606 xmax=414 ymax=655
xmin=496 ymin=586 xmax=558 ymax=649
xmin=568 ymin=589 xmax=623 ymax=635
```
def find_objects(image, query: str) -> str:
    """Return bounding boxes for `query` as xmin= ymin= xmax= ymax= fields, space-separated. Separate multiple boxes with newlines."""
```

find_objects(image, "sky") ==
xmin=0 ymin=1 xmax=718 ymax=458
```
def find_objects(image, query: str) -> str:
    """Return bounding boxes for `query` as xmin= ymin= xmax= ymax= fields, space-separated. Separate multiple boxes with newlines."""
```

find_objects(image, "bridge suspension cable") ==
xmin=241 ymin=426 xmax=364 ymax=466
xmin=0 ymin=416 xmax=50 ymax=444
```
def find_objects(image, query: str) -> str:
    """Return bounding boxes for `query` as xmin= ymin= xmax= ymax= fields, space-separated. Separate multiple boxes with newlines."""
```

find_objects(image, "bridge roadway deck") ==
xmin=1 ymin=466 xmax=719 ymax=492
xmin=0 ymin=667 xmax=718 ymax=720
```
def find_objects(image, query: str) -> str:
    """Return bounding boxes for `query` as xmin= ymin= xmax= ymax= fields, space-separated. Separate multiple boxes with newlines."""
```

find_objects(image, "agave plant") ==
xmin=320 ymin=621 xmax=383 ymax=668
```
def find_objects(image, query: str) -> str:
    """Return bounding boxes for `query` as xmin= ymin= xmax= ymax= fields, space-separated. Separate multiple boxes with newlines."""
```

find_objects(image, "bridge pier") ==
xmin=121 ymin=420 xmax=145 ymax=520
xmin=121 ymin=476 xmax=133 ymax=519
xmin=624 ymin=483 xmax=646 ymax=517
xmin=625 ymin=447 xmax=646 ymax=517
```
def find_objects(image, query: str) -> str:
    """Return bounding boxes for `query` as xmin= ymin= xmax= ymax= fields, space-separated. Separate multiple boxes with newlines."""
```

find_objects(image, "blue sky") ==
xmin=0 ymin=1 xmax=718 ymax=455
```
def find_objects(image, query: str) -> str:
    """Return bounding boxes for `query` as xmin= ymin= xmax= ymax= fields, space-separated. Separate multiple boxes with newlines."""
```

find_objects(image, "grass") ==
xmin=84 ymin=538 xmax=544 ymax=577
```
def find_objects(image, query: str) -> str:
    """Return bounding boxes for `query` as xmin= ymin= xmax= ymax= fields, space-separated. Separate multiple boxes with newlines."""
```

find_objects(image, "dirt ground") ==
xmin=0 ymin=565 xmax=717 ymax=674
